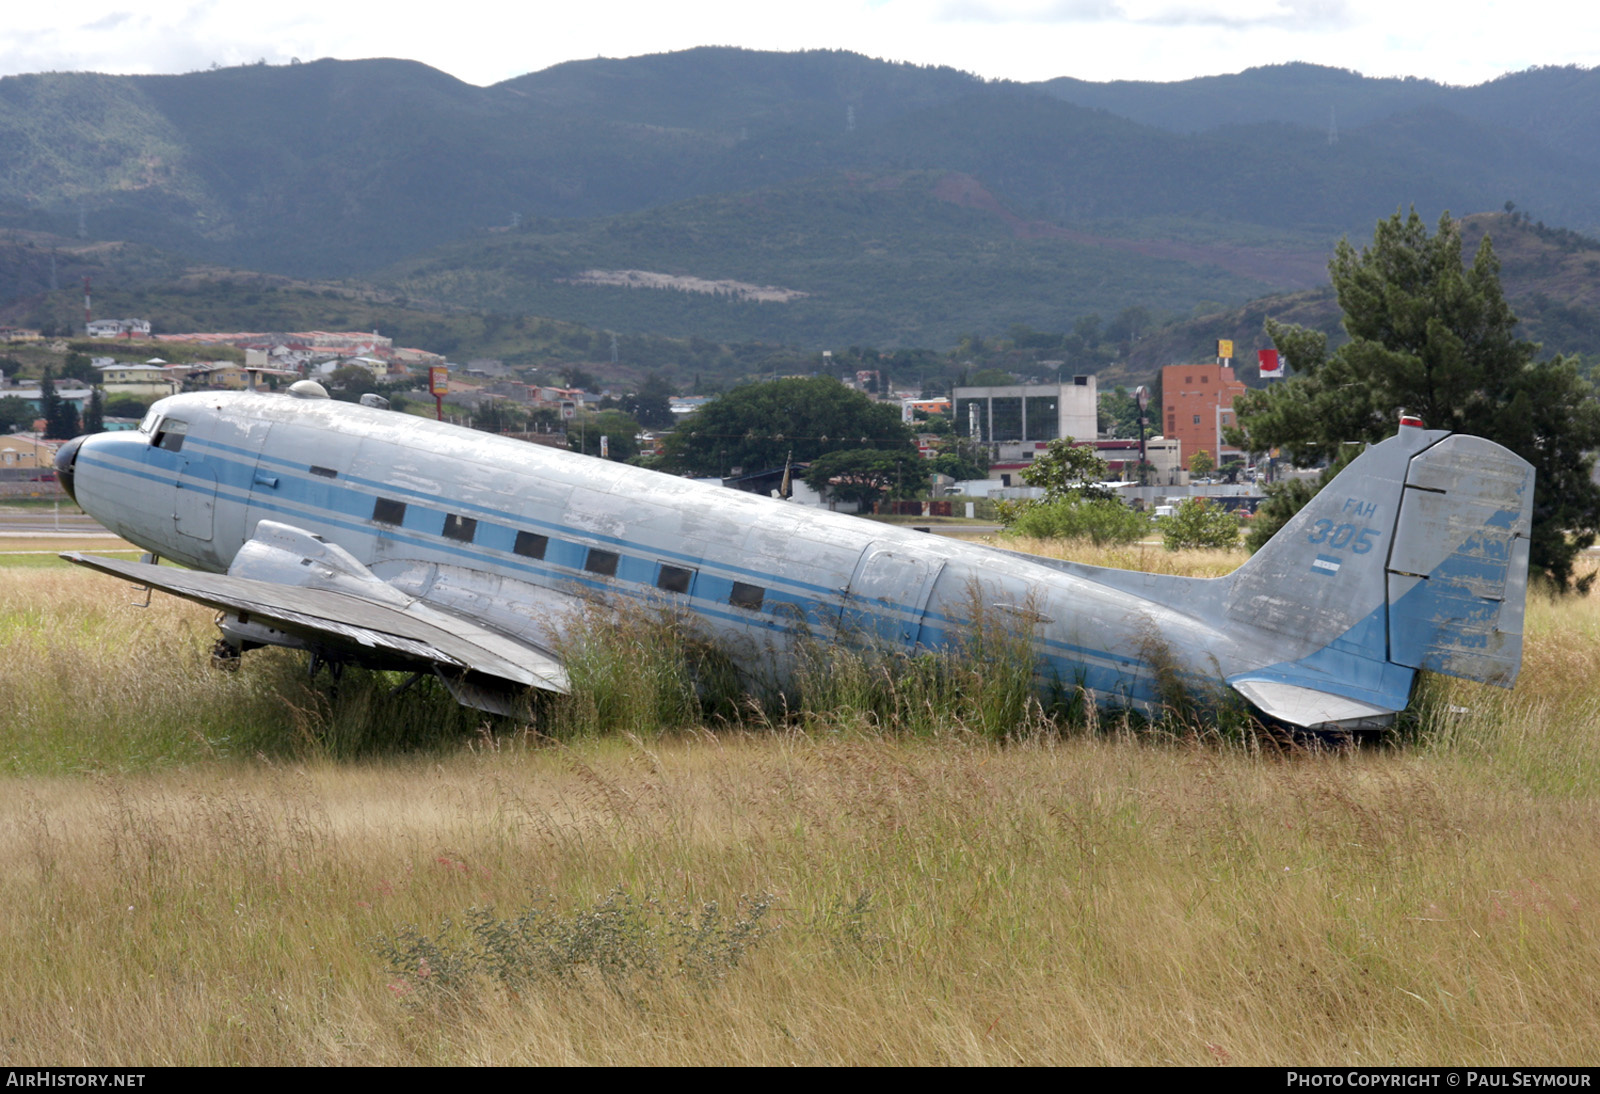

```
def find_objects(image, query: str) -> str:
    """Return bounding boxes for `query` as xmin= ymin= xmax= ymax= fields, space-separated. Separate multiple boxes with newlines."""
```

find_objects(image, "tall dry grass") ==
xmin=1 ymin=557 xmax=1598 ymax=1063
xmin=3 ymin=735 xmax=1597 ymax=1064
xmin=998 ymin=536 xmax=1249 ymax=578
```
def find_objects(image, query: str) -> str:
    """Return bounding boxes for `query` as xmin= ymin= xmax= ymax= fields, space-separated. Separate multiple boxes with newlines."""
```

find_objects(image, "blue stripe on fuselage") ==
xmin=79 ymin=436 xmax=1181 ymax=701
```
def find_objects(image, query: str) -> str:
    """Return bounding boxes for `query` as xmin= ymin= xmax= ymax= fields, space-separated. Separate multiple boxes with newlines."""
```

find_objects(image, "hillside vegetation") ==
xmin=6 ymin=52 xmax=1600 ymax=351
xmin=1116 ymin=212 xmax=1600 ymax=385
xmin=378 ymin=171 xmax=1283 ymax=348
xmin=11 ymin=52 xmax=1600 ymax=369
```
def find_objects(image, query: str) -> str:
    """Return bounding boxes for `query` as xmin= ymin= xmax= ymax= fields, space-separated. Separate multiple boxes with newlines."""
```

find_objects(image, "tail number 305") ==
xmin=1307 ymin=520 xmax=1380 ymax=554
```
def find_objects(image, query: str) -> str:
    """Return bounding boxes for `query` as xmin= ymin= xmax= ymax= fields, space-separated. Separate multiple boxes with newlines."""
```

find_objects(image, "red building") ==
xmin=1161 ymin=363 xmax=1247 ymax=467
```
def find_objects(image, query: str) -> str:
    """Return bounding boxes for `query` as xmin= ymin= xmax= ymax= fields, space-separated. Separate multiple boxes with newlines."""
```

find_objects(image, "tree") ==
xmin=1005 ymin=497 xmax=1148 ymax=546
xmin=104 ymin=396 xmax=151 ymax=419
xmin=622 ymin=371 xmax=675 ymax=429
xmin=1019 ymin=437 xmax=1114 ymax=503
xmin=997 ymin=437 xmax=1130 ymax=538
xmin=660 ymin=377 xmax=914 ymax=477
xmin=39 ymin=367 xmax=59 ymax=434
xmin=473 ymin=398 xmax=527 ymax=435
xmin=39 ymin=368 xmax=78 ymax=440
xmin=927 ymin=449 xmax=988 ymax=483
xmin=0 ymin=396 xmax=33 ymax=433
xmin=1097 ymin=387 xmax=1142 ymax=438
xmin=968 ymin=367 xmax=1015 ymax=386
xmin=81 ymin=389 xmax=105 ymax=434
xmin=60 ymin=353 xmax=97 ymax=384
xmin=326 ymin=365 xmax=378 ymax=401
xmin=1244 ymin=477 xmax=1318 ymax=553
xmin=1188 ymin=449 xmax=1215 ymax=478
xmin=803 ymin=449 xmax=926 ymax=509
xmin=563 ymin=366 xmax=597 ymax=392
xmin=1230 ymin=209 xmax=1600 ymax=592
xmin=568 ymin=410 xmax=642 ymax=460
xmin=1157 ymin=498 xmax=1240 ymax=551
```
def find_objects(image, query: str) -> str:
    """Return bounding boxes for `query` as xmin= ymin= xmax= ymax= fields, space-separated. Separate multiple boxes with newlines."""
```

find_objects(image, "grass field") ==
xmin=2 ymin=545 xmax=1597 ymax=1065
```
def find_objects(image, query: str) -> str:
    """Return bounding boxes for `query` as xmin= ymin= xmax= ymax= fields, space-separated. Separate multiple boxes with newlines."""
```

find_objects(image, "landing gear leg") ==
xmin=307 ymin=652 xmax=346 ymax=699
xmin=210 ymin=639 xmax=242 ymax=672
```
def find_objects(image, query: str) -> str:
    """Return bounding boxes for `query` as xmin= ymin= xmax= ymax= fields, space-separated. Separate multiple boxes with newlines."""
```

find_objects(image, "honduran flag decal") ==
xmin=1311 ymin=554 xmax=1342 ymax=577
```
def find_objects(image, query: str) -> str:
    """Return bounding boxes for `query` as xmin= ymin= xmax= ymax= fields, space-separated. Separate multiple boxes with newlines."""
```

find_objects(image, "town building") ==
xmin=96 ymin=363 xmax=182 ymax=401
xmin=952 ymin=377 xmax=1099 ymax=462
xmin=980 ymin=437 xmax=1185 ymax=489
xmin=1 ymin=386 xmax=95 ymax=412
xmin=901 ymin=397 xmax=951 ymax=425
xmin=0 ymin=434 xmax=54 ymax=471
xmin=1095 ymin=437 xmax=1185 ymax=485
xmin=1161 ymin=363 xmax=1248 ymax=466
xmin=85 ymin=318 xmax=152 ymax=339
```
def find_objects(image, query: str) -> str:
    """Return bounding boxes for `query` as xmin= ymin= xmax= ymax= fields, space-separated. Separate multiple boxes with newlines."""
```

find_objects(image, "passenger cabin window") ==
xmin=309 ymin=465 xmax=338 ymax=479
xmin=585 ymin=548 xmax=620 ymax=577
xmin=657 ymin=564 xmax=694 ymax=594
xmin=442 ymin=514 xmax=477 ymax=542
xmin=153 ymin=418 xmax=188 ymax=452
xmin=372 ymin=497 xmax=407 ymax=526
xmin=513 ymin=531 xmax=548 ymax=560
xmin=729 ymin=582 xmax=765 ymax=611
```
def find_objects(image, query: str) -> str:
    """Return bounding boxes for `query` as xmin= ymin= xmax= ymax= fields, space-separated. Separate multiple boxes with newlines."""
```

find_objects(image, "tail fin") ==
xmin=1223 ymin=422 xmax=1533 ymax=728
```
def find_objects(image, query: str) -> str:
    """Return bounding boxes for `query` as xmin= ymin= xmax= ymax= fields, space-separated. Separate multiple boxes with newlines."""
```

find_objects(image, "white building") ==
xmin=951 ymin=376 xmax=1099 ymax=461
xmin=85 ymin=318 xmax=152 ymax=339
xmin=96 ymin=363 xmax=181 ymax=400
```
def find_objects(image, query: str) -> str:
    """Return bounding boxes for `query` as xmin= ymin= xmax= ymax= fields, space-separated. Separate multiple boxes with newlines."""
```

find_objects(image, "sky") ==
xmin=2 ymin=0 xmax=1591 ymax=89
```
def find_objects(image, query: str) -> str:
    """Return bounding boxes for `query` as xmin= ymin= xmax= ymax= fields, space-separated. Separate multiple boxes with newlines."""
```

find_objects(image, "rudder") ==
xmin=1385 ymin=434 xmax=1533 ymax=687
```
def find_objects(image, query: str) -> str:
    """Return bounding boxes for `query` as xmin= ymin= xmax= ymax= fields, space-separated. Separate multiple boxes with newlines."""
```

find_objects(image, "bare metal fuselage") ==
xmin=60 ymin=391 xmax=1533 ymax=728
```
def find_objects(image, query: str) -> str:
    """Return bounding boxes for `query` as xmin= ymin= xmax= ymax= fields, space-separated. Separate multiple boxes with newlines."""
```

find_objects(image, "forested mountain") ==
xmin=5 ymin=50 xmax=1600 ymax=351
xmin=1043 ymin=62 xmax=1600 ymax=170
xmin=1112 ymin=212 xmax=1600 ymax=386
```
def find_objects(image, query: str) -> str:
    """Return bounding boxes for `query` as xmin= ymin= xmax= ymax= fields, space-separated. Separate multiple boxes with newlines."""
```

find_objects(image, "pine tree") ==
xmin=38 ymin=367 xmax=77 ymax=440
xmin=38 ymin=367 xmax=56 ymax=431
xmin=1231 ymin=209 xmax=1600 ymax=592
xmin=82 ymin=388 xmax=105 ymax=434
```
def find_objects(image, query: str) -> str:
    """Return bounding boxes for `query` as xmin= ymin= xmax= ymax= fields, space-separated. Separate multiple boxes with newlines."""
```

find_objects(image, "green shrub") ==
xmin=1245 ymin=477 xmax=1319 ymax=553
xmin=1157 ymin=497 xmax=1241 ymax=551
xmin=999 ymin=497 xmax=1148 ymax=545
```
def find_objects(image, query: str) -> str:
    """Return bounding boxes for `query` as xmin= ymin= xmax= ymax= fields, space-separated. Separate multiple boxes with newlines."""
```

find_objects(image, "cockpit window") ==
xmin=138 ymin=410 xmax=161 ymax=435
xmin=153 ymin=418 xmax=188 ymax=452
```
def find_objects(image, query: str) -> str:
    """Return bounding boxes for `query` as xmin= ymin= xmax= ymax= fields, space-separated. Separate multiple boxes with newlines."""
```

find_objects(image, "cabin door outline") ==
xmin=843 ymin=545 xmax=945 ymax=649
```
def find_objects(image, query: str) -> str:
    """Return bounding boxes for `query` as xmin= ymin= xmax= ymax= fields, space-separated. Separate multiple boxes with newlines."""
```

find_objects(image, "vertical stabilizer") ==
xmin=1221 ymin=422 xmax=1532 ymax=728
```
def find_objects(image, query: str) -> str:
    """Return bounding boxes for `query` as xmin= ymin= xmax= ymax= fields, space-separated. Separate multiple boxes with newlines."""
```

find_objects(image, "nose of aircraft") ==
xmin=53 ymin=435 xmax=85 ymax=504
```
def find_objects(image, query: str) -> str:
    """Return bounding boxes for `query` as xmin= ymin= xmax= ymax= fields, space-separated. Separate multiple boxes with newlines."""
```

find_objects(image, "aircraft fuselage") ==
xmin=58 ymin=389 xmax=1534 ymax=728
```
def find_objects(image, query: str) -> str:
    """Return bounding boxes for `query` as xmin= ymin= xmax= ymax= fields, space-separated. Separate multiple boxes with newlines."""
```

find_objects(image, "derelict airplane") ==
xmin=54 ymin=384 xmax=1533 ymax=731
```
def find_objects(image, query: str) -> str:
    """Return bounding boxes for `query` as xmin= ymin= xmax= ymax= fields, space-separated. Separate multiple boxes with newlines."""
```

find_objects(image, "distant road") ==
xmin=921 ymin=524 xmax=1002 ymax=537
xmin=0 ymin=510 xmax=115 ymax=535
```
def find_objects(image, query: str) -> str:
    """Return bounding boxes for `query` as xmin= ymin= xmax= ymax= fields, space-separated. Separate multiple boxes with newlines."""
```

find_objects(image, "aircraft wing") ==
xmin=61 ymin=551 xmax=570 ymax=713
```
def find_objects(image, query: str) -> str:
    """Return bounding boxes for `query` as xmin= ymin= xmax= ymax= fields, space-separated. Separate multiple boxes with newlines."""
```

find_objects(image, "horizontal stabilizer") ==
xmin=1230 ymin=679 xmax=1399 ymax=732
